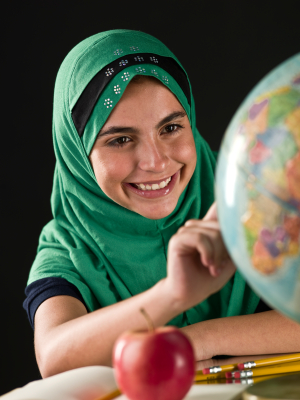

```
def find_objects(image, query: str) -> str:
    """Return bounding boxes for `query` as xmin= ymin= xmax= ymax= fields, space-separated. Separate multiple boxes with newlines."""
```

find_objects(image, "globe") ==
xmin=216 ymin=53 xmax=300 ymax=323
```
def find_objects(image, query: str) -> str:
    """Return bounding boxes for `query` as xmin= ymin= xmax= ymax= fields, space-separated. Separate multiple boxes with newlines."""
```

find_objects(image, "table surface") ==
xmin=0 ymin=354 xmax=294 ymax=400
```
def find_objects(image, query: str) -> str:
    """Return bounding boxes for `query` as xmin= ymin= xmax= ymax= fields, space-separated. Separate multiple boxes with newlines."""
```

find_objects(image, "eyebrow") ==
xmin=97 ymin=110 xmax=187 ymax=139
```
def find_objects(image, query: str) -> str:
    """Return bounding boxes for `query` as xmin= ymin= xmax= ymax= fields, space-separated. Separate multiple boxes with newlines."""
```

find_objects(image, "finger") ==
xmin=209 ymin=265 xmax=221 ymax=277
xmin=197 ymin=234 xmax=215 ymax=268
xmin=179 ymin=225 xmax=230 ymax=270
xmin=184 ymin=219 xmax=220 ymax=230
xmin=203 ymin=201 xmax=218 ymax=222
xmin=210 ymin=260 xmax=236 ymax=295
xmin=171 ymin=229 xmax=215 ymax=268
xmin=208 ymin=257 xmax=231 ymax=277
xmin=177 ymin=225 xmax=218 ymax=265
xmin=183 ymin=224 xmax=226 ymax=276
xmin=208 ymin=252 xmax=234 ymax=278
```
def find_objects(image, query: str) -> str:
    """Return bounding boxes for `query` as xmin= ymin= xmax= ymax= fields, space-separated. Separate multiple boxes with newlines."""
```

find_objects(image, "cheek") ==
xmin=91 ymin=150 xmax=133 ymax=188
xmin=174 ymin=133 xmax=197 ymax=165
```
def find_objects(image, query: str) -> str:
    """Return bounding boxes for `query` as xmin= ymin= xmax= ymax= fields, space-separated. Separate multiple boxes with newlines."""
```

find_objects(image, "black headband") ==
xmin=71 ymin=53 xmax=191 ymax=137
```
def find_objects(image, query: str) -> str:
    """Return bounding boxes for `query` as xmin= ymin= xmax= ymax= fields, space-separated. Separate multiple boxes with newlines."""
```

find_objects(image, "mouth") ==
xmin=123 ymin=170 xmax=180 ymax=199
xmin=131 ymin=176 xmax=172 ymax=191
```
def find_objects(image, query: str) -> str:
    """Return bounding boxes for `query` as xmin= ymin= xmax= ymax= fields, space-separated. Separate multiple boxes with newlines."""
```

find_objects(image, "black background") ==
xmin=2 ymin=0 xmax=300 ymax=395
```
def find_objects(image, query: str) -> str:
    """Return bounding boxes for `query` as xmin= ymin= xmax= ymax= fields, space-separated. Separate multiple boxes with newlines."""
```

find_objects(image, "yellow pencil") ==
xmin=236 ymin=352 xmax=300 ymax=370
xmin=95 ymin=388 xmax=122 ymax=400
xmin=226 ymin=361 xmax=300 ymax=379
xmin=226 ymin=371 xmax=297 ymax=385
xmin=194 ymin=371 xmax=227 ymax=381
xmin=201 ymin=352 xmax=300 ymax=375
xmin=201 ymin=363 xmax=239 ymax=375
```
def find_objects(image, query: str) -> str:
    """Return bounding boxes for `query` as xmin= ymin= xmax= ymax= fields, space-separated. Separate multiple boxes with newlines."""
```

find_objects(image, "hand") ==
xmin=165 ymin=202 xmax=236 ymax=311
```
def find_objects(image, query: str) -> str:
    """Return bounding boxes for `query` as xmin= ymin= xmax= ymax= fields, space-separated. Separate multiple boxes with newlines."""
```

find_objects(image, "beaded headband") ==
xmin=71 ymin=53 xmax=191 ymax=137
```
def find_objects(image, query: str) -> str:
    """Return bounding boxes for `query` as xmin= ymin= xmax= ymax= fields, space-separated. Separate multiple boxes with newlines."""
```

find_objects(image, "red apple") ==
xmin=112 ymin=316 xmax=195 ymax=400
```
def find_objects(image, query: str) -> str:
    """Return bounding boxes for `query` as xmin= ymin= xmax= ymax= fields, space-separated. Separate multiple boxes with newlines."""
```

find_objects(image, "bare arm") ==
xmin=181 ymin=310 xmax=300 ymax=361
xmin=35 ymin=279 xmax=180 ymax=377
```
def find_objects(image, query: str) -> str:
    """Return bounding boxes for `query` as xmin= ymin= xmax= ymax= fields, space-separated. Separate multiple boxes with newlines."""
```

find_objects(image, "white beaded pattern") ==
xmin=114 ymin=85 xmax=121 ymax=94
xmin=134 ymin=56 xmax=144 ymax=62
xmin=121 ymin=72 xmax=130 ymax=81
xmin=150 ymin=56 xmax=158 ymax=63
xmin=104 ymin=98 xmax=113 ymax=108
xmin=105 ymin=68 xmax=114 ymax=77
xmin=119 ymin=59 xmax=128 ymax=66
xmin=135 ymin=66 xmax=146 ymax=73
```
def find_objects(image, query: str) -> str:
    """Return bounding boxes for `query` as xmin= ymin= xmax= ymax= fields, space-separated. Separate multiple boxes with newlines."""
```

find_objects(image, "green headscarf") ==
xmin=27 ymin=30 xmax=259 ymax=327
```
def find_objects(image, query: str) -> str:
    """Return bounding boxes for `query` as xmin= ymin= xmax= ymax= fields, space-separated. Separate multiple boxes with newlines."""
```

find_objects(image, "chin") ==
xmin=135 ymin=202 xmax=177 ymax=220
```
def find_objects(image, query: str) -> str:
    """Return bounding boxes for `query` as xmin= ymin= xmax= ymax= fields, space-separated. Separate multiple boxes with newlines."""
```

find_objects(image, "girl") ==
xmin=24 ymin=30 xmax=300 ymax=378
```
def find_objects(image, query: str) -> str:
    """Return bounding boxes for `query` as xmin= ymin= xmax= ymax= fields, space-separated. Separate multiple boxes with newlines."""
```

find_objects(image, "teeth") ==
xmin=135 ymin=177 xmax=171 ymax=191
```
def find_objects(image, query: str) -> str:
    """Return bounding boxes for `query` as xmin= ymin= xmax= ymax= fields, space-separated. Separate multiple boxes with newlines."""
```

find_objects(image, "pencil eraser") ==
xmin=237 ymin=363 xmax=244 ymax=370
xmin=233 ymin=371 xmax=241 ymax=378
xmin=202 ymin=368 xmax=210 ymax=375
xmin=225 ymin=372 xmax=232 ymax=378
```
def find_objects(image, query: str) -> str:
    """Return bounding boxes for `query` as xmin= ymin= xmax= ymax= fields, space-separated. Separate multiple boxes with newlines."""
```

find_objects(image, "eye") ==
xmin=162 ymin=124 xmax=183 ymax=135
xmin=107 ymin=136 xmax=131 ymax=147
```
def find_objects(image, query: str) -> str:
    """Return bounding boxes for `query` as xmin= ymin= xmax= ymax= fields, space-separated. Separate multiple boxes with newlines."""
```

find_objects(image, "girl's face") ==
xmin=89 ymin=77 xmax=197 ymax=219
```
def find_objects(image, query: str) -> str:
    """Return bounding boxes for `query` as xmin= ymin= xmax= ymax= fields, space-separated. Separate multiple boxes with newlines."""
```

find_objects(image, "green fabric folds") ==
xmin=27 ymin=30 xmax=260 ymax=327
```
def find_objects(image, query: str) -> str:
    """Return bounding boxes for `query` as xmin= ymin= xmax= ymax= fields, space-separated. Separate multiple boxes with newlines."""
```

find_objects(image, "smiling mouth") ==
xmin=123 ymin=170 xmax=180 ymax=198
xmin=130 ymin=176 xmax=172 ymax=191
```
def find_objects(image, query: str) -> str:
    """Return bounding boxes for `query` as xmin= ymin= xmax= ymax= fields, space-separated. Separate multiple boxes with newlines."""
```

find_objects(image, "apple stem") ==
xmin=140 ymin=308 xmax=154 ymax=332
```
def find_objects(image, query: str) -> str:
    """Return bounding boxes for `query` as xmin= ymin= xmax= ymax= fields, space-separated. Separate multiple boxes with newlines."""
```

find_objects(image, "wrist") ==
xmin=159 ymin=277 xmax=209 ymax=314
xmin=153 ymin=278 xmax=186 ymax=318
xmin=181 ymin=319 xmax=217 ymax=361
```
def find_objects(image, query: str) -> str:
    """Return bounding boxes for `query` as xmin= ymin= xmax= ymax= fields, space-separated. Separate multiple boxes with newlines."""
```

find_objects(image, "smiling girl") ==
xmin=24 ymin=30 xmax=300 ymax=378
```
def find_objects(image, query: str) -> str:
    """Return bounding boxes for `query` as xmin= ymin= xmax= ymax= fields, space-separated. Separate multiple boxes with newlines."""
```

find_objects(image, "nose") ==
xmin=137 ymin=138 xmax=170 ymax=173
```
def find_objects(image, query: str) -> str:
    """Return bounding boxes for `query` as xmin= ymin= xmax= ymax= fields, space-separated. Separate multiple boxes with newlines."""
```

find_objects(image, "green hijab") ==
xmin=28 ymin=30 xmax=259 ymax=327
